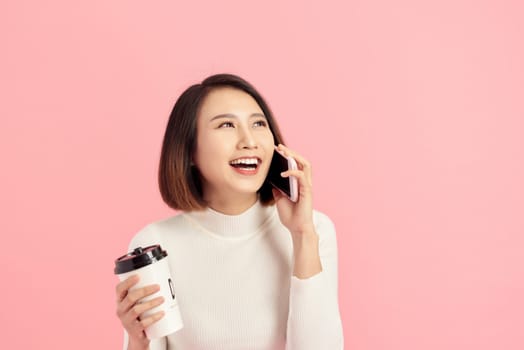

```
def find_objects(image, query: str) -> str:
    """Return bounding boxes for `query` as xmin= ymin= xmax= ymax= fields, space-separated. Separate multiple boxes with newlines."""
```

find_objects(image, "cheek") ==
xmin=193 ymin=151 xmax=221 ymax=184
xmin=194 ymin=137 xmax=214 ymax=170
xmin=195 ymin=135 xmax=228 ymax=167
xmin=262 ymin=130 xmax=276 ymax=147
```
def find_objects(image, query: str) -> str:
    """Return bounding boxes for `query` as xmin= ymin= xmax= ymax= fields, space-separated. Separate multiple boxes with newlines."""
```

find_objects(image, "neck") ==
xmin=205 ymin=193 xmax=258 ymax=215
xmin=184 ymin=197 xmax=275 ymax=239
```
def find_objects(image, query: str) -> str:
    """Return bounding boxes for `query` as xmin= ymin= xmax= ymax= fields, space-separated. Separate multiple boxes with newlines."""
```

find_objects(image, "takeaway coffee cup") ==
xmin=114 ymin=245 xmax=183 ymax=339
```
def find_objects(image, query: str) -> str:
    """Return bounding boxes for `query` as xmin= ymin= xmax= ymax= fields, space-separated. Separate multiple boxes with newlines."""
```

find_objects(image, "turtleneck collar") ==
xmin=182 ymin=200 xmax=276 ymax=240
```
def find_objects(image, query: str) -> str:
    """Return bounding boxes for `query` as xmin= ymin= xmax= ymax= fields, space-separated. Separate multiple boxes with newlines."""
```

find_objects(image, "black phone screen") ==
xmin=267 ymin=151 xmax=291 ymax=197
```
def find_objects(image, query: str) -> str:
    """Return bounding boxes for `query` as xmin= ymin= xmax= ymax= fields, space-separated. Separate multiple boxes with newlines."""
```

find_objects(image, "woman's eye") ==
xmin=218 ymin=122 xmax=234 ymax=128
xmin=253 ymin=120 xmax=267 ymax=127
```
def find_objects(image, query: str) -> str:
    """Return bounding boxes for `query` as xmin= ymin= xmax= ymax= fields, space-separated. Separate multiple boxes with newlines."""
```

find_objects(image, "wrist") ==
xmin=128 ymin=337 xmax=149 ymax=350
xmin=292 ymin=231 xmax=322 ymax=279
xmin=290 ymin=222 xmax=316 ymax=238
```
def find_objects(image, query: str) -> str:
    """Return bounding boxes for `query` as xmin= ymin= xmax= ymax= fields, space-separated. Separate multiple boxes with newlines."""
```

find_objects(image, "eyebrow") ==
xmin=209 ymin=113 xmax=266 ymax=122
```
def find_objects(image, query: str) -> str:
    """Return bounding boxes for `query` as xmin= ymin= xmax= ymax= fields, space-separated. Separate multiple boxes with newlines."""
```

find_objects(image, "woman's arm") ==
xmin=271 ymin=144 xmax=343 ymax=349
xmin=286 ymin=213 xmax=344 ymax=350
xmin=290 ymin=226 xmax=322 ymax=279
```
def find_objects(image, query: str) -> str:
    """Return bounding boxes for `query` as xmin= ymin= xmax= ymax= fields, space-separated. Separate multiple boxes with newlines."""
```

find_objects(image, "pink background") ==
xmin=2 ymin=0 xmax=523 ymax=349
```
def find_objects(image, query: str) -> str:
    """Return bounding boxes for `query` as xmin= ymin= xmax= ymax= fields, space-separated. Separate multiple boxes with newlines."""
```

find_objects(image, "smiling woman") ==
xmin=193 ymin=87 xmax=276 ymax=213
xmin=114 ymin=74 xmax=344 ymax=350
xmin=158 ymin=74 xmax=285 ymax=212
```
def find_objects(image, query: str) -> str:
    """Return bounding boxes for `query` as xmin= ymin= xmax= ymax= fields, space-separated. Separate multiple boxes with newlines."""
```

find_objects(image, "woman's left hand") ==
xmin=272 ymin=144 xmax=315 ymax=236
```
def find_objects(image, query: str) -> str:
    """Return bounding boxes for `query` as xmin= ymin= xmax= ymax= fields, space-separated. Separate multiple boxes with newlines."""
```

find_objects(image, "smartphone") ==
xmin=267 ymin=148 xmax=298 ymax=202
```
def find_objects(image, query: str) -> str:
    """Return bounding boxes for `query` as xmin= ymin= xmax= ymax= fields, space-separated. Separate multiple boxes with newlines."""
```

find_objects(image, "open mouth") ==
xmin=229 ymin=157 xmax=260 ymax=171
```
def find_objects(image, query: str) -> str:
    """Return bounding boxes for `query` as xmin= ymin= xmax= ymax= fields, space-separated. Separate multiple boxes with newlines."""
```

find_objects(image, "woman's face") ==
xmin=193 ymin=87 xmax=275 ymax=205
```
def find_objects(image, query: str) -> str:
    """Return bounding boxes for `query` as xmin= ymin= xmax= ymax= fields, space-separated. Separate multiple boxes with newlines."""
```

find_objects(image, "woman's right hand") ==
xmin=116 ymin=275 xmax=165 ymax=349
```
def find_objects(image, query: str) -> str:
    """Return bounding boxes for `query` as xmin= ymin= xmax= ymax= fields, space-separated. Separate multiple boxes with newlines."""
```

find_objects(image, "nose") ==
xmin=237 ymin=126 xmax=257 ymax=149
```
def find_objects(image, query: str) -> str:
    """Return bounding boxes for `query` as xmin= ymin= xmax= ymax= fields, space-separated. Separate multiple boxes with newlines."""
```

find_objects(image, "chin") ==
xmin=236 ymin=187 xmax=262 ymax=196
xmin=232 ymin=183 xmax=265 ymax=196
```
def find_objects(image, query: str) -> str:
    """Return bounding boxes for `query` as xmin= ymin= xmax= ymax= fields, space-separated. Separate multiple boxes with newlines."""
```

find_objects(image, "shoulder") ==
xmin=312 ymin=209 xmax=339 ymax=254
xmin=312 ymin=209 xmax=336 ymax=236
xmin=127 ymin=213 xmax=187 ymax=251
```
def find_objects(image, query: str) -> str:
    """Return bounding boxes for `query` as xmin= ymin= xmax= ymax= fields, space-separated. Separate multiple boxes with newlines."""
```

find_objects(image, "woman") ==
xmin=115 ymin=74 xmax=344 ymax=350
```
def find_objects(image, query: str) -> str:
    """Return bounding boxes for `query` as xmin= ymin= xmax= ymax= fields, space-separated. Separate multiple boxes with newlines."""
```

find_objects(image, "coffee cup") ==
xmin=114 ymin=245 xmax=183 ymax=339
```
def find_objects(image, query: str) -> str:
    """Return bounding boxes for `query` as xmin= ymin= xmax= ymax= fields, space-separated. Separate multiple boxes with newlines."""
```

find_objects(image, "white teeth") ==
xmin=230 ymin=158 xmax=259 ymax=165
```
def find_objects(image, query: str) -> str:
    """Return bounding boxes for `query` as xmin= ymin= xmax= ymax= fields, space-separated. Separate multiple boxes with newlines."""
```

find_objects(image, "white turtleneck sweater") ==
xmin=122 ymin=201 xmax=343 ymax=350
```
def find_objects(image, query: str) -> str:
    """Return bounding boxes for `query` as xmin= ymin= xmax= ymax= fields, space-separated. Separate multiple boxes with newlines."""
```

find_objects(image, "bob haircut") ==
xmin=159 ymin=73 xmax=286 ymax=211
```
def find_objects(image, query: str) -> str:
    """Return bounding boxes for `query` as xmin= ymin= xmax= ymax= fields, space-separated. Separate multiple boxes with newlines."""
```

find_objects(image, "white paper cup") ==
xmin=115 ymin=245 xmax=183 ymax=339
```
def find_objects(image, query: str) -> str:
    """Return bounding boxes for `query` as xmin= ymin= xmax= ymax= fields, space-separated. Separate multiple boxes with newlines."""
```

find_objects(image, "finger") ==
xmin=127 ymin=310 xmax=165 ymax=336
xmin=122 ymin=295 xmax=163 ymax=327
xmin=122 ymin=295 xmax=163 ymax=332
xmin=277 ymin=144 xmax=309 ymax=167
xmin=281 ymin=169 xmax=312 ymax=188
xmin=120 ymin=284 xmax=161 ymax=314
xmin=127 ymin=284 xmax=161 ymax=304
xmin=116 ymin=275 xmax=140 ymax=302
xmin=131 ymin=296 xmax=165 ymax=319
xmin=277 ymin=144 xmax=312 ymax=183
xmin=139 ymin=310 xmax=165 ymax=329
xmin=281 ymin=172 xmax=313 ymax=201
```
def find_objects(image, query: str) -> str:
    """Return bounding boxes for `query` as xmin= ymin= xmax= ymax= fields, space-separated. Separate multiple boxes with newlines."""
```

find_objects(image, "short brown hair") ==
xmin=158 ymin=73 xmax=285 ymax=211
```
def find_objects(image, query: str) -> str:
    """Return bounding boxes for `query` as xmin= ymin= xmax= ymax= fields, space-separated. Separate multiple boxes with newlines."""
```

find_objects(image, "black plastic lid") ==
xmin=114 ymin=245 xmax=167 ymax=274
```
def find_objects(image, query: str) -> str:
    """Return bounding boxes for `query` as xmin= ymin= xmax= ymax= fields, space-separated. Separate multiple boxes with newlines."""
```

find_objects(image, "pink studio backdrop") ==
xmin=2 ymin=0 xmax=523 ymax=349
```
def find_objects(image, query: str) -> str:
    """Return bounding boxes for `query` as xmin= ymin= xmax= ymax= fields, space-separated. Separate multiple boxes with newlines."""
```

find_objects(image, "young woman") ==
xmin=115 ymin=74 xmax=343 ymax=350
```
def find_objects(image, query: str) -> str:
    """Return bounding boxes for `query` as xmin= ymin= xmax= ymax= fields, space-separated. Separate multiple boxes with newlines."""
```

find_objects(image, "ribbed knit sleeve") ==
xmin=285 ymin=212 xmax=344 ymax=350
